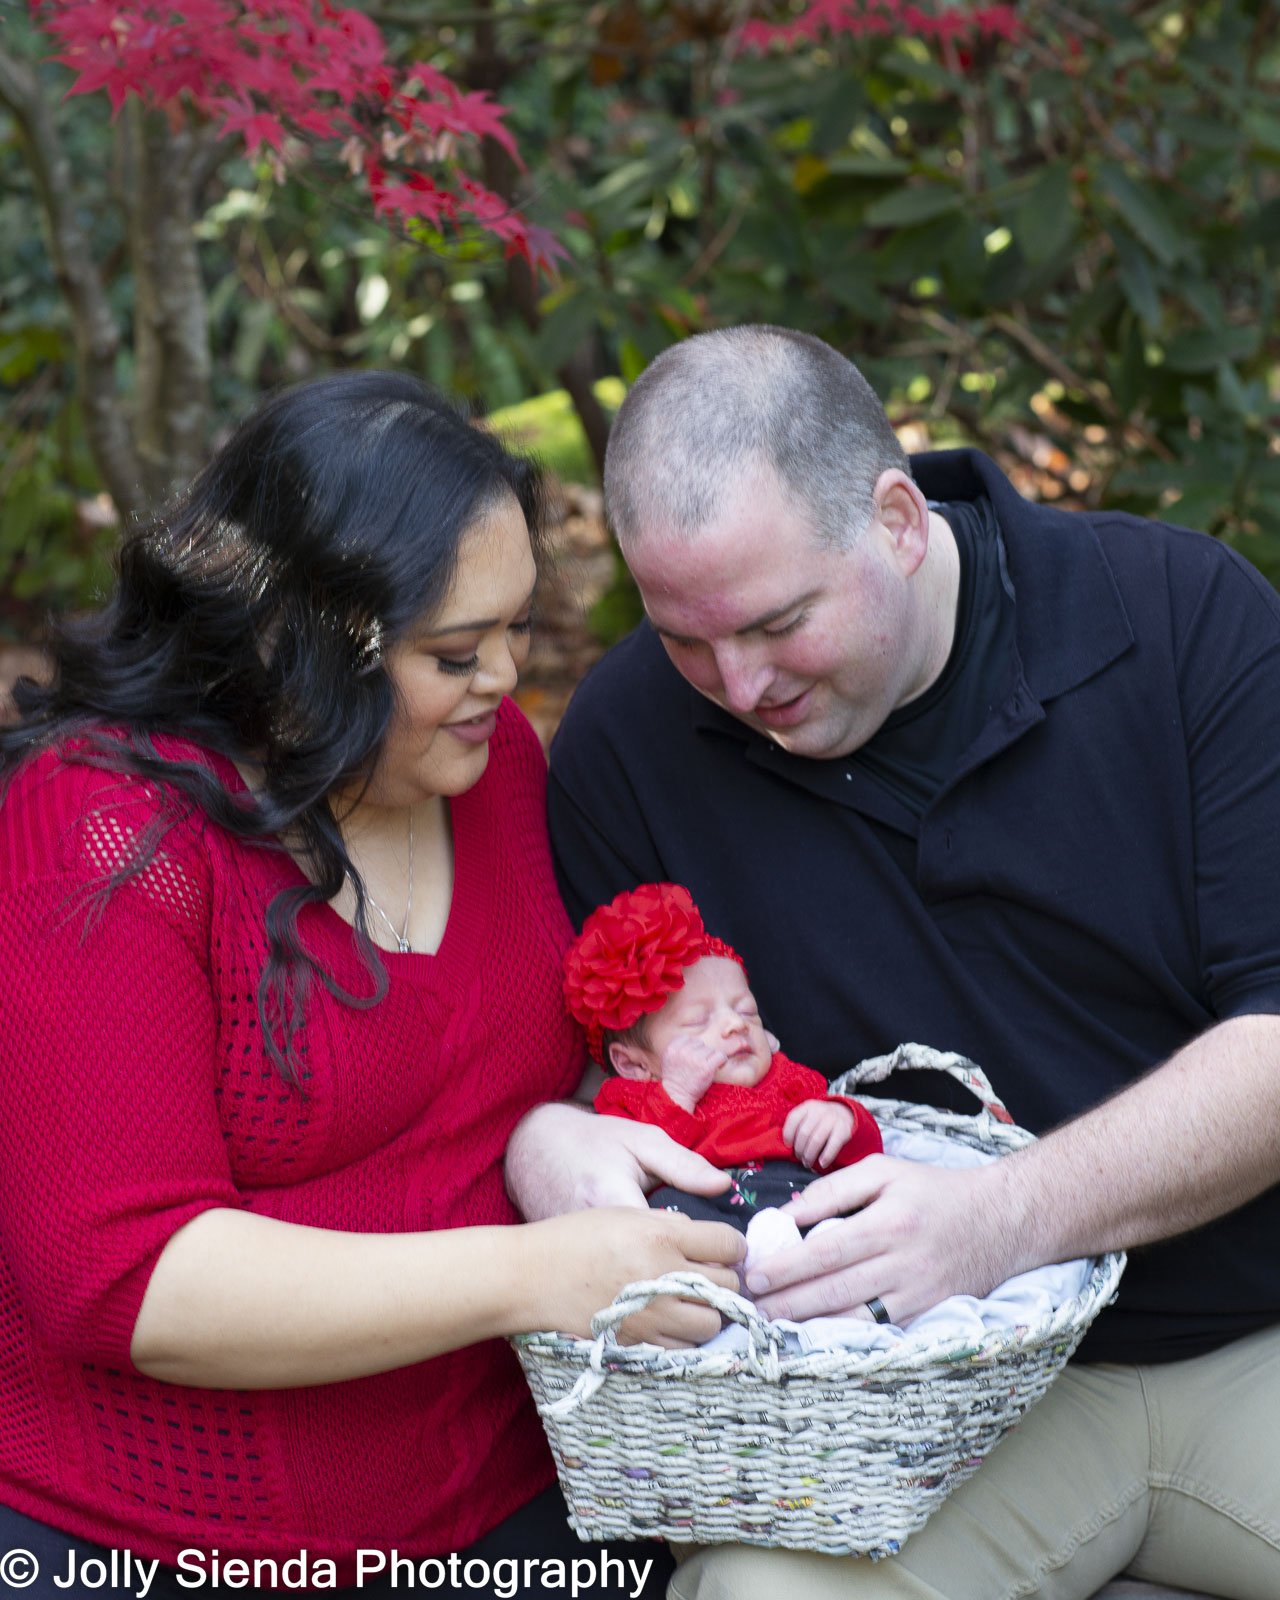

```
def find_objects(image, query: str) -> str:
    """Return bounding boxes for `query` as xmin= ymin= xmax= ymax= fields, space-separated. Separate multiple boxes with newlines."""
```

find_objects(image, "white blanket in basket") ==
xmin=702 ymin=1125 xmax=1092 ymax=1356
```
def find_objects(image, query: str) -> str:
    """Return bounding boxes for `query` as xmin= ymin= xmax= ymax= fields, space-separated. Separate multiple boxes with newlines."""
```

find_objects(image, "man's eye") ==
xmin=762 ymin=610 xmax=809 ymax=638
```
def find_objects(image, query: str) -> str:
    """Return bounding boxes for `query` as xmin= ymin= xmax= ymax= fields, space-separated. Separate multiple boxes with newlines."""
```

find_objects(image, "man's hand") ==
xmin=745 ymin=1154 xmax=1024 ymax=1325
xmin=505 ymin=1100 xmax=732 ymax=1220
xmin=783 ymin=1098 xmax=854 ymax=1170
xmin=659 ymin=1036 xmax=725 ymax=1112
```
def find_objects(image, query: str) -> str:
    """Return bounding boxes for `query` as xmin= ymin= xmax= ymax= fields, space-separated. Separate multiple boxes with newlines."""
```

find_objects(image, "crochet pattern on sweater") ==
xmin=0 ymin=701 xmax=579 ymax=1577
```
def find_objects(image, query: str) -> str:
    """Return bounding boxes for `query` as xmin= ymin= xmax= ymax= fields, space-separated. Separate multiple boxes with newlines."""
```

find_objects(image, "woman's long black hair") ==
xmin=1 ymin=370 xmax=549 ymax=1082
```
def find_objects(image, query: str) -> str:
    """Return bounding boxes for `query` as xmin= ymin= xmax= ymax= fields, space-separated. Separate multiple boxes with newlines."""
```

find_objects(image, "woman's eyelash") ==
xmin=433 ymin=616 xmax=533 ymax=677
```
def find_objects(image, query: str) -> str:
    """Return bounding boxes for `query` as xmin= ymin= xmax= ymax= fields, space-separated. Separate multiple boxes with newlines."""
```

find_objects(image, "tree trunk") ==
xmin=467 ymin=3 xmax=611 ymax=481
xmin=0 ymin=43 xmax=146 ymax=521
xmin=121 ymin=104 xmax=214 ymax=504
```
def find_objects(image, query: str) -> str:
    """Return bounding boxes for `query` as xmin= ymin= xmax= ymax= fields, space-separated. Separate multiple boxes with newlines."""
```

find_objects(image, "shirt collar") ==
xmin=912 ymin=448 xmax=1134 ymax=705
xmin=685 ymin=447 xmax=1134 ymax=744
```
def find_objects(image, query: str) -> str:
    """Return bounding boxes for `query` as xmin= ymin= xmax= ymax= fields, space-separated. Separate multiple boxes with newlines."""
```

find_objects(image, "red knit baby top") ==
xmin=0 ymin=701 xmax=580 ymax=1576
xmin=595 ymin=1053 xmax=883 ymax=1170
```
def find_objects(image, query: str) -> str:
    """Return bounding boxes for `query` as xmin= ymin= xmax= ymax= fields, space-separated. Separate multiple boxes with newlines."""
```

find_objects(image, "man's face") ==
xmin=624 ymin=465 xmax=929 ymax=761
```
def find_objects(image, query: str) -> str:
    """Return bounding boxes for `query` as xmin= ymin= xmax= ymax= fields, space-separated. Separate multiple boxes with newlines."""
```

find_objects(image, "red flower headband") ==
xmin=563 ymin=883 xmax=745 ymax=1063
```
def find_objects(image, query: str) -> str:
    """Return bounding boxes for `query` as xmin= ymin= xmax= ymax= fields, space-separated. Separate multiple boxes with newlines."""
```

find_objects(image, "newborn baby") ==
xmin=563 ymin=882 xmax=882 ymax=1228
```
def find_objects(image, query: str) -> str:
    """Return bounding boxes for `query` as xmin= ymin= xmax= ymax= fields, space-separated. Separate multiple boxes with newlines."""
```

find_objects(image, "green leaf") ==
xmin=1015 ymin=163 xmax=1075 ymax=267
xmin=618 ymin=337 xmax=647 ymax=386
xmin=1172 ymin=114 xmax=1241 ymax=152
xmin=878 ymin=50 xmax=959 ymax=94
xmin=823 ymin=152 xmax=912 ymax=178
xmin=1163 ymin=327 xmax=1261 ymax=372
xmin=1112 ymin=232 xmax=1161 ymax=329
xmin=1097 ymin=164 xmax=1183 ymax=267
xmin=864 ymin=184 xmax=962 ymax=227
xmin=821 ymin=263 xmax=889 ymax=324
xmin=1242 ymin=110 xmax=1280 ymax=155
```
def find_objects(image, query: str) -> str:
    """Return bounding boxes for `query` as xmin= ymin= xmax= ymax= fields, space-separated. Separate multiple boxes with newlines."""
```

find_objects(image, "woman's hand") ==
xmin=505 ymin=1100 xmax=732 ymax=1217
xmin=520 ymin=1206 xmax=744 ymax=1348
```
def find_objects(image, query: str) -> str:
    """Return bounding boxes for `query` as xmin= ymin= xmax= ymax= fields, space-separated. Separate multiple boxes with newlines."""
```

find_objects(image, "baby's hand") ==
xmin=660 ymin=1035 xmax=726 ymax=1109
xmin=784 ymin=1099 xmax=855 ymax=1171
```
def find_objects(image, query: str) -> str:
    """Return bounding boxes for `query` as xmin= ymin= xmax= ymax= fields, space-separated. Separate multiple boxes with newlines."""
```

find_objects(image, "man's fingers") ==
xmin=783 ymin=1156 xmax=885 ymax=1223
xmin=745 ymin=1216 xmax=867 ymax=1294
xmin=754 ymin=1266 xmax=891 ymax=1323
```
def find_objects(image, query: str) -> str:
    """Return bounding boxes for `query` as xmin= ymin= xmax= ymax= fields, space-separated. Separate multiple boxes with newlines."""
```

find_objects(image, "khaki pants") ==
xmin=669 ymin=1323 xmax=1280 ymax=1600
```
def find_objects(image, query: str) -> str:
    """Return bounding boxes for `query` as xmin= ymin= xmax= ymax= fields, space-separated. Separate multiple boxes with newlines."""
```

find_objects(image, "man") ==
xmin=506 ymin=326 xmax=1280 ymax=1599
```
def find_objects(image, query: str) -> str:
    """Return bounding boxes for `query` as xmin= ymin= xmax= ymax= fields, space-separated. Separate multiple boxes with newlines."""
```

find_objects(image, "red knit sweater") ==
xmin=0 ymin=701 xmax=579 ymax=1576
xmin=594 ymin=1053 xmax=883 ymax=1170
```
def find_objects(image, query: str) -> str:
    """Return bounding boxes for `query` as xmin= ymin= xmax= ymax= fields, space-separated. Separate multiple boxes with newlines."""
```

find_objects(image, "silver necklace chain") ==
xmin=362 ymin=810 xmax=415 ymax=954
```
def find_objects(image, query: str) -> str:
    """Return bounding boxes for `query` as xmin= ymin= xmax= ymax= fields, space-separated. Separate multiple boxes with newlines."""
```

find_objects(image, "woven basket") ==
xmin=514 ymin=1043 xmax=1125 ymax=1558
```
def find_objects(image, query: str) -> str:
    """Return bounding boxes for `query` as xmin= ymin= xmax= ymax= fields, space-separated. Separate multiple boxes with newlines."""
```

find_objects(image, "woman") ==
xmin=0 ymin=373 xmax=742 ymax=1597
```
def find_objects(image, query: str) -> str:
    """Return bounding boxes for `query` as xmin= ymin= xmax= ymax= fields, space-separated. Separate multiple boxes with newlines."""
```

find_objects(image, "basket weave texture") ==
xmin=514 ymin=1043 xmax=1126 ymax=1558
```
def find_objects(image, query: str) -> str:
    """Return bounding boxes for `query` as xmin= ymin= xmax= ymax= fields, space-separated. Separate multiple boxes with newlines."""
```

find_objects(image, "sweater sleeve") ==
xmin=770 ymin=1055 xmax=884 ymax=1170
xmin=0 ymin=754 xmax=243 ymax=1367
xmin=593 ymin=1075 xmax=707 ymax=1148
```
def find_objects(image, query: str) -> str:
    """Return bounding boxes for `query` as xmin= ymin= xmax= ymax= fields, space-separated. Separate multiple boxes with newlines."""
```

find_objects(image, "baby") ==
xmin=563 ymin=883 xmax=882 ymax=1228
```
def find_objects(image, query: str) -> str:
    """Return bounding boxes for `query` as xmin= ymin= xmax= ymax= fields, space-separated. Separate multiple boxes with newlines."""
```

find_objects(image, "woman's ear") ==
xmin=608 ymin=1041 xmax=659 ymax=1081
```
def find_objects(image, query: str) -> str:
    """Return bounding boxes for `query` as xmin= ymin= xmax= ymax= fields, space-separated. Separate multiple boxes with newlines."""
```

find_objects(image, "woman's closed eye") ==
xmin=436 ymin=652 xmax=480 ymax=678
xmin=434 ymin=616 xmax=533 ymax=677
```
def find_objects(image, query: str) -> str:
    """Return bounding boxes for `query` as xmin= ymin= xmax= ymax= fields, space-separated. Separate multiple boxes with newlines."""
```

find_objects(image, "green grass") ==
xmin=488 ymin=378 xmax=624 ymax=485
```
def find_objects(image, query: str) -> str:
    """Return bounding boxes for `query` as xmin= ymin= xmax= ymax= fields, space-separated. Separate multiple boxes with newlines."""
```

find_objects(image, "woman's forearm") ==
xmin=130 ymin=1209 xmax=541 ymax=1388
xmin=130 ymin=1201 xmax=746 ymax=1386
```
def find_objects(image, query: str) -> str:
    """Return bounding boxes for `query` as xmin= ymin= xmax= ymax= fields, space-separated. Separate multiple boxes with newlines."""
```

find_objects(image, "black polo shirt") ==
xmin=548 ymin=449 xmax=1280 ymax=1364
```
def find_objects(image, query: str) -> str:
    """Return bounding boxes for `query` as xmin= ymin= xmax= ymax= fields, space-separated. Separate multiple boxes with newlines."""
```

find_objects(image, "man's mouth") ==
xmin=754 ymin=686 xmax=812 ymax=730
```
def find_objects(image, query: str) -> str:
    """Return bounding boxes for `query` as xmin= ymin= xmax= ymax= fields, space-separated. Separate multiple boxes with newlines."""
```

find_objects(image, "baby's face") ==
xmin=647 ymin=956 xmax=773 ymax=1088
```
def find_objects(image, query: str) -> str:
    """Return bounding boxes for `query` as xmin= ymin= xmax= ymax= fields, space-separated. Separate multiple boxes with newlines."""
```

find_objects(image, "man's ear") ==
xmin=871 ymin=468 xmax=930 ymax=577
xmin=608 ymin=1041 xmax=659 ymax=1080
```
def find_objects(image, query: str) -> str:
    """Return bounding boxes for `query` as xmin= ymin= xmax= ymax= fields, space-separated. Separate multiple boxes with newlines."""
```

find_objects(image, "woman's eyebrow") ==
xmin=415 ymin=581 xmax=538 ymax=638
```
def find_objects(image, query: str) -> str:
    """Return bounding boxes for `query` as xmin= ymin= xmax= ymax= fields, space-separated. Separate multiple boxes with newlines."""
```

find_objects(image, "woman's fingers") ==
xmin=617 ymin=1295 xmax=724 ymax=1348
xmin=674 ymin=1216 xmax=746 ymax=1267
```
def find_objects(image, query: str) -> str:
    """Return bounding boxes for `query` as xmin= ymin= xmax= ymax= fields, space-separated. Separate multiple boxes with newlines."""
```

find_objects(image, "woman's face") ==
xmin=365 ymin=493 xmax=538 ymax=808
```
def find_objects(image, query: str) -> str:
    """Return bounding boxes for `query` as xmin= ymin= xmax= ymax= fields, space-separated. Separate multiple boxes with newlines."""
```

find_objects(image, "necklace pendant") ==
xmin=396 ymin=934 xmax=412 ymax=955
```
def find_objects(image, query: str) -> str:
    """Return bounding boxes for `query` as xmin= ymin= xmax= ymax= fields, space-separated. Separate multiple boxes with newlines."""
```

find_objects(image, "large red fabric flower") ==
xmin=563 ymin=883 xmax=744 ymax=1062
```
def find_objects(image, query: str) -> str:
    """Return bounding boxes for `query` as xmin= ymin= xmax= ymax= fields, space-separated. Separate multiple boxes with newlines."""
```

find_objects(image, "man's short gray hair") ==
xmin=603 ymin=326 xmax=911 ymax=550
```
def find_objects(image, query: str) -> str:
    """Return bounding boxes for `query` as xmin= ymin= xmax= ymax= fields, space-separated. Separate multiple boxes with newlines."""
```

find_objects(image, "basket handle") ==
xmin=839 ymin=1042 xmax=1015 ymax=1124
xmin=542 ymin=1271 xmax=784 ymax=1419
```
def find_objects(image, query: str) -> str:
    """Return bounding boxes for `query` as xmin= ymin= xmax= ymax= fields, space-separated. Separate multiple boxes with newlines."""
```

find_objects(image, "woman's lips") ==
xmin=445 ymin=711 xmax=498 ymax=745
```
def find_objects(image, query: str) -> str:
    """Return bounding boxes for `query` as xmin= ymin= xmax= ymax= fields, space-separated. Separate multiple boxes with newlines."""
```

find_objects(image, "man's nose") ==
xmin=711 ymin=641 xmax=772 ymax=713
